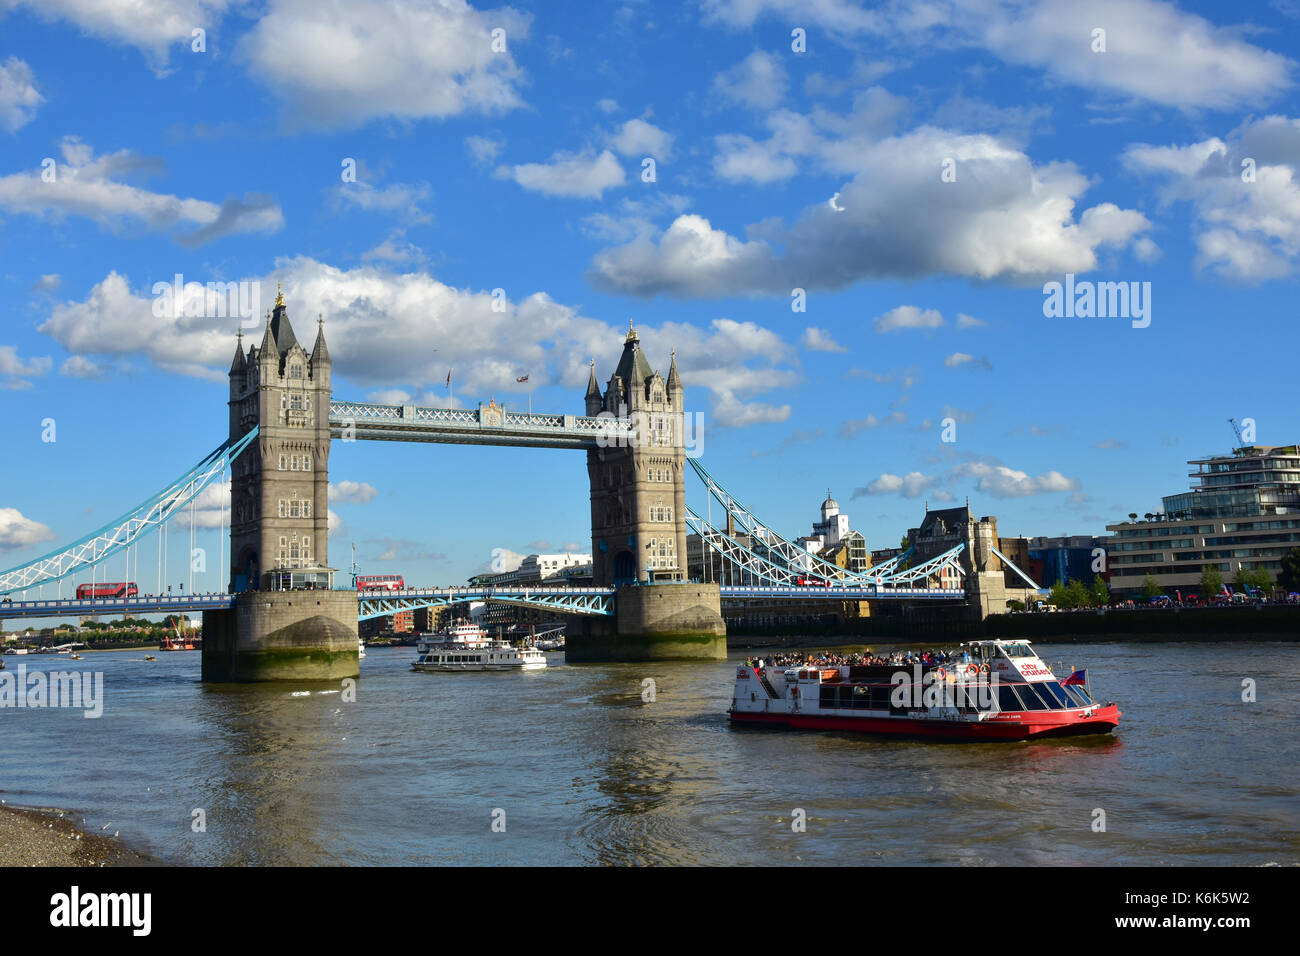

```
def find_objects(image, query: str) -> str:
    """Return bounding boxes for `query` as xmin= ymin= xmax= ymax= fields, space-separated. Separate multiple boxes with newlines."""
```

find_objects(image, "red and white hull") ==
xmin=730 ymin=703 xmax=1121 ymax=741
xmin=730 ymin=639 xmax=1121 ymax=743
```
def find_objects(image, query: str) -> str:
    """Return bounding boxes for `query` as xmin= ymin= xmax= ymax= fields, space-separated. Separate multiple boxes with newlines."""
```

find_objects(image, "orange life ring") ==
xmin=966 ymin=664 xmax=978 ymax=676
xmin=934 ymin=667 xmax=947 ymax=680
xmin=979 ymin=663 xmax=990 ymax=674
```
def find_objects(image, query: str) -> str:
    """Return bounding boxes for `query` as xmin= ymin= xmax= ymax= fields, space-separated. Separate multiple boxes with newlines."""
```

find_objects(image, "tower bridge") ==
xmin=0 ymin=293 xmax=1042 ymax=680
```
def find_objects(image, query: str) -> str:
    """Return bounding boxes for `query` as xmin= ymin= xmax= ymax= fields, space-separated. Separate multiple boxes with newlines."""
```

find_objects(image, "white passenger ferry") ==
xmin=416 ymin=621 xmax=489 ymax=653
xmin=730 ymin=639 xmax=1120 ymax=741
xmin=411 ymin=639 xmax=547 ymax=672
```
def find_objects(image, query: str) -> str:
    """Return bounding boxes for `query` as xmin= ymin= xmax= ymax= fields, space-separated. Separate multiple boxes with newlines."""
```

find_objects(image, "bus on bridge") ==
xmin=76 ymin=582 xmax=139 ymax=599
xmin=356 ymin=574 xmax=404 ymax=591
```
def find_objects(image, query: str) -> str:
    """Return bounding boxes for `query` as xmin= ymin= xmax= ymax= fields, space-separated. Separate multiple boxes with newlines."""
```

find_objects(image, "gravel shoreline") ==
xmin=0 ymin=804 xmax=163 ymax=867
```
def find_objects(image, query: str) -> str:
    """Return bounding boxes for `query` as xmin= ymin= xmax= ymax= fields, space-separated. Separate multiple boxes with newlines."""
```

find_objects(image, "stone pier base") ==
xmin=566 ymin=582 xmax=728 ymax=662
xmin=202 ymin=590 xmax=359 ymax=682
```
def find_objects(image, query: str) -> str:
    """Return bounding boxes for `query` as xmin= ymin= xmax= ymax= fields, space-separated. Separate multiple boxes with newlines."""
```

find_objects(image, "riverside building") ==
xmin=1105 ymin=443 xmax=1300 ymax=595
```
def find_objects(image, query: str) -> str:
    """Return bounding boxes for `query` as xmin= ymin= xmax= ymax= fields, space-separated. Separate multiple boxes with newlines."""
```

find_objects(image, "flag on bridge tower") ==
xmin=446 ymin=370 xmax=451 ymax=389
xmin=516 ymin=374 xmax=529 ymax=383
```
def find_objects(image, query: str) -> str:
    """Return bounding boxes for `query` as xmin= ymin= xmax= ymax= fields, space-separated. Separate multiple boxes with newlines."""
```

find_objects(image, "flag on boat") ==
xmin=1061 ymin=669 xmax=1087 ymax=686
xmin=516 ymin=374 xmax=529 ymax=383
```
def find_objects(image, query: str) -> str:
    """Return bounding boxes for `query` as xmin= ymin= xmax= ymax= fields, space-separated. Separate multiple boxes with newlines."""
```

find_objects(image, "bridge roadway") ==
xmin=0 ymin=582 xmax=966 ymax=621
xmin=329 ymin=400 xmax=634 ymax=449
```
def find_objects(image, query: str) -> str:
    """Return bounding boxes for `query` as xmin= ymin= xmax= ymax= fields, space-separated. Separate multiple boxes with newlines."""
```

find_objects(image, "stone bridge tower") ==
xmin=203 ymin=288 xmax=358 ymax=682
xmin=226 ymin=286 xmax=332 ymax=592
xmin=572 ymin=322 xmax=725 ymax=661
xmin=585 ymin=322 xmax=689 ymax=587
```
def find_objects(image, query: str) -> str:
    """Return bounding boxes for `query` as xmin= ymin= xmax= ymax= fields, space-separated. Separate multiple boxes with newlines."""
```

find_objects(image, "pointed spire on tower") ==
xmin=259 ymin=310 xmax=276 ymax=357
xmin=667 ymin=347 xmax=682 ymax=391
xmin=310 ymin=312 xmax=330 ymax=365
xmin=585 ymin=358 xmax=600 ymax=398
xmin=625 ymin=318 xmax=638 ymax=343
xmin=266 ymin=285 xmax=298 ymax=355
xmin=230 ymin=328 xmax=247 ymax=374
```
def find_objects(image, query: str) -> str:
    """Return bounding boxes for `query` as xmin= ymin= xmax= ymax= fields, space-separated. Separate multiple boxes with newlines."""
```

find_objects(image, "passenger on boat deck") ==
xmin=745 ymin=648 xmax=962 ymax=670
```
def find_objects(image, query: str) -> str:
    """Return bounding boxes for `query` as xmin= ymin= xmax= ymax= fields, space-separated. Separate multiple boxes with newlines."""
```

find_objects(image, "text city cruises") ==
xmin=411 ymin=621 xmax=547 ymax=672
xmin=729 ymin=639 xmax=1121 ymax=741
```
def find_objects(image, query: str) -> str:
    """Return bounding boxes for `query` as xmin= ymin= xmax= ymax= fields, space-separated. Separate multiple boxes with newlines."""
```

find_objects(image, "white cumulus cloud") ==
xmin=609 ymin=118 xmax=674 ymax=160
xmin=498 ymin=149 xmax=626 ymax=199
xmin=800 ymin=326 xmax=846 ymax=352
xmin=0 ymin=137 xmax=283 ymax=246
xmin=37 ymin=258 xmax=797 ymax=429
xmin=0 ymin=506 xmax=56 ymax=551
xmin=0 ymin=57 xmax=42 ymax=132
xmin=1126 ymin=115 xmax=1300 ymax=280
xmin=238 ymin=0 xmax=530 ymax=128
xmin=592 ymin=126 xmax=1149 ymax=297
xmin=329 ymin=480 xmax=379 ymax=505
xmin=701 ymin=0 xmax=1293 ymax=112
xmin=712 ymin=50 xmax=788 ymax=109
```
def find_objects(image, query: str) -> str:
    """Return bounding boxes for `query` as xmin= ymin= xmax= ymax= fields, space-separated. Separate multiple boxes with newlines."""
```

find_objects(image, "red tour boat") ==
xmin=729 ymin=639 xmax=1120 ymax=741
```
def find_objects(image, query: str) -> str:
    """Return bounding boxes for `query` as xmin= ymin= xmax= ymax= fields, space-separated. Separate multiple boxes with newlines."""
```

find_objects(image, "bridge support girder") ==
xmin=566 ymin=582 xmax=727 ymax=662
xmin=202 ymin=590 xmax=359 ymax=682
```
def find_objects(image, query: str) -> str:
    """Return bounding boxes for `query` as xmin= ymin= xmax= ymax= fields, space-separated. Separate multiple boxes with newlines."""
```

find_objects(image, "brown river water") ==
xmin=2 ymin=640 xmax=1297 ymax=865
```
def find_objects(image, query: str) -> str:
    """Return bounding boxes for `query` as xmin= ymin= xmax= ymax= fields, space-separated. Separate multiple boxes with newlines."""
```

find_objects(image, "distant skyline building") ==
xmin=1028 ymin=535 xmax=1105 ymax=589
xmin=476 ymin=551 xmax=593 ymax=627
xmin=1106 ymin=443 xmax=1300 ymax=594
xmin=798 ymin=491 xmax=851 ymax=553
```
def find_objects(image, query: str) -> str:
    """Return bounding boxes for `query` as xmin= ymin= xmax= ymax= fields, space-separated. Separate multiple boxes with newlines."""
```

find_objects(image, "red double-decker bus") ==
xmin=76 ymin=582 xmax=139 ymax=599
xmin=356 ymin=574 xmax=404 ymax=591
xmin=796 ymin=575 xmax=831 ymax=587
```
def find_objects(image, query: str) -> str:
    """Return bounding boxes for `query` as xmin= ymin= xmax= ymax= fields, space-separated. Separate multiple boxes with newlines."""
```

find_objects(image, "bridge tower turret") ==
xmin=226 ymin=286 xmax=332 ymax=592
xmin=573 ymin=322 xmax=725 ymax=662
xmin=586 ymin=321 xmax=689 ymax=587
xmin=205 ymin=288 xmax=357 ymax=682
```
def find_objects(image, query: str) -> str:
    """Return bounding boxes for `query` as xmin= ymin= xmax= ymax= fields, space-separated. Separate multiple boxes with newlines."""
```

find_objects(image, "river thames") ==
xmin=3 ymin=641 xmax=1297 ymax=865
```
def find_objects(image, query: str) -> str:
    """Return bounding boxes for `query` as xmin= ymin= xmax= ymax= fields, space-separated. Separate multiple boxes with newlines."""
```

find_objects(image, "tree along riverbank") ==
xmin=727 ymin=604 xmax=1300 ymax=647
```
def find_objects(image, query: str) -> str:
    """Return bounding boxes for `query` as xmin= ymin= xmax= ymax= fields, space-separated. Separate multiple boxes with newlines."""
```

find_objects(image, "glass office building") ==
xmin=1105 ymin=444 xmax=1300 ymax=595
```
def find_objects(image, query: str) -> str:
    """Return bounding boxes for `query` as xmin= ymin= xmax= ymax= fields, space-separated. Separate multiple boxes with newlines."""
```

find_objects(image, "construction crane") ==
xmin=1229 ymin=418 xmax=1247 ymax=448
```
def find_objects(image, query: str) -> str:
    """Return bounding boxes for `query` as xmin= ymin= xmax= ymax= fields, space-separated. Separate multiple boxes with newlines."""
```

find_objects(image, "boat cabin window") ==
xmin=1000 ymin=643 xmax=1035 ymax=658
xmin=1038 ymin=682 xmax=1071 ymax=709
xmin=1060 ymin=684 xmax=1093 ymax=707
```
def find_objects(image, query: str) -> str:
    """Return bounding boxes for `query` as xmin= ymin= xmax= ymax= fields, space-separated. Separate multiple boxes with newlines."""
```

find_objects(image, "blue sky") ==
xmin=2 ymin=0 xmax=1298 ymax=594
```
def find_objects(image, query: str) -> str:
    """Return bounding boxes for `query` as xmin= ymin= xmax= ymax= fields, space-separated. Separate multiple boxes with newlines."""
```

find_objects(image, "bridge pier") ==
xmin=202 ymin=591 xmax=359 ymax=682
xmin=565 ymin=582 xmax=727 ymax=662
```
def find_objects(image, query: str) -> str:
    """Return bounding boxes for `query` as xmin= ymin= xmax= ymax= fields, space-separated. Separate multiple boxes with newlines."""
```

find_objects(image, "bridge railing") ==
xmin=329 ymin=401 xmax=635 ymax=438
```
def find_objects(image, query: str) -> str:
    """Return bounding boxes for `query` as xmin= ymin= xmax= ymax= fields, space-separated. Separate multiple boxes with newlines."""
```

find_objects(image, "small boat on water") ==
xmin=411 ymin=640 xmax=547 ymax=672
xmin=411 ymin=618 xmax=547 ymax=672
xmin=358 ymin=637 xmax=366 ymax=660
xmin=729 ymin=639 xmax=1120 ymax=741
xmin=159 ymin=634 xmax=200 ymax=651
